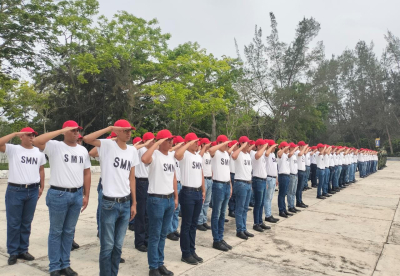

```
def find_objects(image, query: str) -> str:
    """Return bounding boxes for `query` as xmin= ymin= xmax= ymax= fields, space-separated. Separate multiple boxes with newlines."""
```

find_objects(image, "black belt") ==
xmin=136 ymin=177 xmax=148 ymax=181
xmin=8 ymin=182 xmax=40 ymax=188
xmin=278 ymin=173 xmax=290 ymax=176
xmin=148 ymin=193 xmax=174 ymax=199
xmin=317 ymin=168 xmax=324 ymax=170
xmin=204 ymin=177 xmax=212 ymax=180
xmin=267 ymin=176 xmax=277 ymax=179
xmin=290 ymin=173 xmax=298 ymax=176
xmin=50 ymin=186 xmax=82 ymax=193
xmin=103 ymin=195 xmax=130 ymax=203
xmin=298 ymin=170 xmax=305 ymax=172
xmin=329 ymin=166 xmax=334 ymax=168
xmin=182 ymin=186 xmax=202 ymax=192
xmin=252 ymin=176 xmax=266 ymax=181
xmin=235 ymin=179 xmax=252 ymax=184
xmin=213 ymin=180 xmax=230 ymax=185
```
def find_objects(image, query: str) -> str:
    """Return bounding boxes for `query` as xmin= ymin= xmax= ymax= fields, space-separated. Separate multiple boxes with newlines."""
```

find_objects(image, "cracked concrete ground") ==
xmin=0 ymin=161 xmax=399 ymax=276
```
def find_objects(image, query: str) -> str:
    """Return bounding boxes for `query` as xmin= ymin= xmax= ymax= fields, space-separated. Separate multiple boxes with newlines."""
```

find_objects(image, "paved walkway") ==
xmin=0 ymin=161 xmax=399 ymax=276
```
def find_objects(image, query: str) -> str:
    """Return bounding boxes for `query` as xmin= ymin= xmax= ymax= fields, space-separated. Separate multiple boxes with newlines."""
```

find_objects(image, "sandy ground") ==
xmin=0 ymin=161 xmax=399 ymax=276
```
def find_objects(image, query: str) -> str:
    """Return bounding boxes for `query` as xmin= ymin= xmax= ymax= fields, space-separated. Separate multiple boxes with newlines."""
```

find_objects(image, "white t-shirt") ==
xmin=6 ymin=144 xmax=46 ymax=184
xmin=179 ymin=151 xmax=203 ymax=188
xmin=212 ymin=150 xmax=230 ymax=182
xmin=358 ymin=153 xmax=364 ymax=162
xmin=311 ymin=151 xmax=319 ymax=164
xmin=44 ymin=140 xmax=91 ymax=188
xmin=277 ymin=152 xmax=290 ymax=175
xmin=333 ymin=153 xmax=338 ymax=166
xmin=324 ymin=153 xmax=330 ymax=168
xmin=316 ymin=154 xmax=325 ymax=169
xmin=147 ymin=150 xmax=175 ymax=195
xmin=202 ymin=152 xmax=212 ymax=177
xmin=289 ymin=154 xmax=298 ymax=174
xmin=329 ymin=153 xmax=335 ymax=167
xmin=98 ymin=139 xmax=139 ymax=197
xmin=251 ymin=151 xmax=267 ymax=179
xmin=229 ymin=153 xmax=235 ymax=174
xmin=305 ymin=152 xmax=311 ymax=166
xmin=339 ymin=152 xmax=344 ymax=165
xmin=234 ymin=151 xmax=252 ymax=181
xmin=297 ymin=152 xmax=306 ymax=171
xmin=135 ymin=147 xmax=149 ymax=178
xmin=266 ymin=153 xmax=278 ymax=177
xmin=175 ymin=158 xmax=181 ymax=182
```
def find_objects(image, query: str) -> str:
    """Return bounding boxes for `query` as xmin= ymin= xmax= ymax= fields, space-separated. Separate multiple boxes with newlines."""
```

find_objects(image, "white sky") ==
xmin=97 ymin=0 xmax=400 ymax=60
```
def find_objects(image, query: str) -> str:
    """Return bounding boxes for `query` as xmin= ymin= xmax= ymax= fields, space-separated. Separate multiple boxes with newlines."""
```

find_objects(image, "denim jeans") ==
xmin=329 ymin=167 xmax=335 ymax=191
xmin=169 ymin=181 xmax=182 ymax=234
xmin=250 ymin=188 xmax=255 ymax=207
xmin=211 ymin=181 xmax=231 ymax=242
xmin=234 ymin=181 xmax=252 ymax=232
xmin=296 ymin=171 xmax=306 ymax=204
xmin=333 ymin=166 xmax=342 ymax=189
xmin=323 ymin=168 xmax=330 ymax=194
xmin=198 ymin=178 xmax=213 ymax=225
xmin=6 ymin=184 xmax=39 ymax=256
xmin=310 ymin=164 xmax=317 ymax=186
xmin=348 ymin=164 xmax=353 ymax=182
xmin=287 ymin=174 xmax=298 ymax=209
xmin=317 ymin=169 xmax=325 ymax=197
xmin=358 ymin=162 xmax=362 ymax=177
xmin=340 ymin=165 xmax=348 ymax=186
xmin=264 ymin=177 xmax=276 ymax=217
xmin=179 ymin=188 xmax=203 ymax=258
xmin=135 ymin=178 xmax=149 ymax=248
xmin=345 ymin=164 xmax=350 ymax=183
xmin=99 ymin=199 xmax=130 ymax=276
xmin=147 ymin=195 xmax=175 ymax=270
xmin=252 ymin=177 xmax=266 ymax=225
xmin=277 ymin=174 xmax=290 ymax=212
xmin=96 ymin=179 xmax=103 ymax=231
xmin=228 ymin=173 xmax=235 ymax=212
xmin=305 ymin=166 xmax=311 ymax=189
xmin=46 ymin=187 xmax=83 ymax=272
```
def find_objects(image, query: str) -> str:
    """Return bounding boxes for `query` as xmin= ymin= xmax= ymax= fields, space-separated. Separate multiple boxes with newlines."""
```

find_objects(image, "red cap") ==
xmin=255 ymin=139 xmax=266 ymax=146
xmin=78 ymin=134 xmax=83 ymax=139
xmin=268 ymin=140 xmax=276 ymax=146
xmin=173 ymin=136 xmax=184 ymax=145
xmin=238 ymin=136 xmax=250 ymax=143
xmin=156 ymin=129 xmax=174 ymax=140
xmin=211 ymin=141 xmax=217 ymax=146
xmin=317 ymin=143 xmax=324 ymax=148
xmin=143 ymin=132 xmax=155 ymax=141
xmin=216 ymin=135 xmax=229 ymax=143
xmin=298 ymin=141 xmax=306 ymax=146
xmin=114 ymin=119 xmax=136 ymax=130
xmin=249 ymin=140 xmax=255 ymax=145
xmin=106 ymin=136 xmax=112 ymax=139
xmin=62 ymin=120 xmax=83 ymax=130
xmin=184 ymin=133 xmax=199 ymax=142
xmin=289 ymin=142 xmax=297 ymax=148
xmin=110 ymin=132 xmax=117 ymax=138
xmin=20 ymin=127 xmax=38 ymax=135
xmin=200 ymin=138 xmax=211 ymax=145
xmin=132 ymin=137 xmax=142 ymax=144
xmin=279 ymin=141 xmax=289 ymax=149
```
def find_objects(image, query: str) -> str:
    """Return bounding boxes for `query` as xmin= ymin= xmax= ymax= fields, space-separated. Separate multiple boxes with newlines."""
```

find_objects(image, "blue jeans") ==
xmin=252 ymin=178 xmax=266 ymax=225
xmin=348 ymin=164 xmax=353 ymax=182
xmin=179 ymin=188 xmax=203 ymax=258
xmin=234 ymin=181 xmax=251 ymax=232
xmin=135 ymin=178 xmax=149 ymax=248
xmin=198 ymin=178 xmax=213 ymax=225
xmin=287 ymin=174 xmax=298 ymax=208
xmin=46 ymin=188 xmax=83 ymax=272
xmin=96 ymin=180 xmax=102 ymax=231
xmin=211 ymin=181 xmax=231 ymax=242
xmin=169 ymin=181 xmax=181 ymax=234
xmin=333 ymin=166 xmax=342 ymax=189
xmin=323 ymin=168 xmax=330 ymax=194
xmin=296 ymin=171 xmax=306 ymax=204
xmin=5 ymin=184 xmax=39 ymax=256
xmin=277 ymin=174 xmax=290 ymax=212
xmin=310 ymin=164 xmax=317 ymax=186
xmin=305 ymin=166 xmax=311 ymax=189
xmin=345 ymin=164 xmax=350 ymax=183
xmin=147 ymin=195 xmax=175 ymax=270
xmin=99 ymin=199 xmax=130 ymax=276
xmin=329 ymin=167 xmax=335 ymax=191
xmin=263 ymin=177 xmax=276 ymax=217
xmin=317 ymin=169 xmax=325 ymax=197
xmin=228 ymin=173 xmax=235 ymax=212
xmin=340 ymin=165 xmax=347 ymax=186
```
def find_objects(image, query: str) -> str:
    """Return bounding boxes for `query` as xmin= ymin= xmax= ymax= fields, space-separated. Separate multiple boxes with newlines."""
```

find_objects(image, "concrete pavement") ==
xmin=0 ymin=161 xmax=399 ymax=276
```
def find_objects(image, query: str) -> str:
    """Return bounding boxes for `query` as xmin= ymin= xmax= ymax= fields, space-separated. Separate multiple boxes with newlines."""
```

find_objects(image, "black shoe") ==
xmin=174 ymin=231 xmax=180 ymax=237
xmin=192 ymin=252 xmax=203 ymax=263
xmin=328 ymin=191 xmax=336 ymax=194
xmin=225 ymin=219 xmax=229 ymax=222
xmin=288 ymin=208 xmax=297 ymax=213
xmin=17 ymin=252 xmax=35 ymax=261
xmin=213 ymin=241 xmax=229 ymax=251
xmin=8 ymin=255 xmax=17 ymax=265
xmin=50 ymin=271 xmax=61 ymax=276
xmin=279 ymin=212 xmax=288 ymax=218
xmin=228 ymin=211 xmax=235 ymax=218
xmin=260 ymin=223 xmax=271 ymax=230
xmin=322 ymin=193 xmax=331 ymax=197
xmin=300 ymin=202 xmax=308 ymax=208
xmin=221 ymin=240 xmax=232 ymax=250
xmin=136 ymin=245 xmax=148 ymax=252
xmin=60 ymin=267 xmax=78 ymax=276
xmin=149 ymin=268 xmax=162 ymax=276
xmin=244 ymin=230 xmax=254 ymax=237
xmin=158 ymin=265 xmax=174 ymax=275
xmin=181 ymin=255 xmax=198 ymax=265
xmin=253 ymin=224 xmax=264 ymax=232
xmin=293 ymin=207 xmax=301 ymax=212
xmin=120 ymin=258 xmax=125 ymax=263
xmin=236 ymin=231 xmax=248 ymax=240
xmin=284 ymin=210 xmax=293 ymax=216
xmin=196 ymin=224 xmax=207 ymax=231
xmin=203 ymin=223 xmax=211 ymax=230
xmin=265 ymin=216 xmax=278 ymax=223
xmin=317 ymin=196 xmax=326 ymax=199
xmin=128 ymin=224 xmax=135 ymax=231
xmin=296 ymin=202 xmax=306 ymax=208
xmin=167 ymin=233 xmax=179 ymax=241
xmin=270 ymin=216 xmax=280 ymax=222
xmin=335 ymin=188 xmax=340 ymax=192
xmin=72 ymin=240 xmax=79 ymax=250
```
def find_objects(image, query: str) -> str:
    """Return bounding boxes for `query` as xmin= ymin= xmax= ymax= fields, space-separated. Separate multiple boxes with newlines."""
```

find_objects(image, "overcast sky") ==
xmin=97 ymin=0 xmax=400 ymax=60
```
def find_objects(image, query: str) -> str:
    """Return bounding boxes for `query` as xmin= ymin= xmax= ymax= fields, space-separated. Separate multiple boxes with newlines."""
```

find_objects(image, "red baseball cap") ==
xmin=216 ymin=135 xmax=229 ymax=143
xmin=62 ymin=120 xmax=83 ymax=130
xmin=156 ymin=129 xmax=174 ymax=140
xmin=20 ymin=127 xmax=38 ymax=135
xmin=106 ymin=136 xmax=112 ymax=139
xmin=200 ymin=138 xmax=211 ymax=145
xmin=110 ymin=132 xmax=117 ymax=138
xmin=268 ymin=140 xmax=276 ymax=146
xmin=78 ymin=134 xmax=83 ymax=139
xmin=249 ymin=140 xmax=255 ymax=145
xmin=184 ymin=133 xmax=199 ymax=142
xmin=317 ymin=143 xmax=324 ymax=148
xmin=238 ymin=136 xmax=250 ymax=143
xmin=211 ymin=141 xmax=217 ymax=146
xmin=114 ymin=119 xmax=136 ymax=130
xmin=279 ymin=141 xmax=289 ymax=149
xmin=132 ymin=137 xmax=142 ymax=144
xmin=298 ymin=141 xmax=306 ymax=146
xmin=255 ymin=139 xmax=266 ymax=146
xmin=142 ymin=132 xmax=155 ymax=141
xmin=289 ymin=142 xmax=297 ymax=148
xmin=173 ymin=136 xmax=184 ymax=145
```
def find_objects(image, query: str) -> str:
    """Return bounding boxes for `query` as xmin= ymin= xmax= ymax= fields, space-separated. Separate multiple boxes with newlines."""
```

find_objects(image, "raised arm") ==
xmin=142 ymin=138 xmax=167 ymax=164
xmin=265 ymin=144 xmax=278 ymax=157
xmin=208 ymin=141 xmax=230 ymax=157
xmin=277 ymin=146 xmax=289 ymax=158
xmin=255 ymin=143 xmax=269 ymax=160
xmin=0 ymin=132 xmax=29 ymax=152
xmin=232 ymin=142 xmax=247 ymax=160
xmin=199 ymin=143 xmax=211 ymax=157
xmin=288 ymin=146 xmax=299 ymax=158
xmin=175 ymin=140 xmax=198 ymax=161
xmin=34 ymin=127 xmax=77 ymax=151
xmin=227 ymin=143 xmax=237 ymax=155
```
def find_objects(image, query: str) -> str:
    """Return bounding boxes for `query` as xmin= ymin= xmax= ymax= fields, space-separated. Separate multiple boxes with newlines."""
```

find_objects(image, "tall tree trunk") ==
xmin=386 ymin=124 xmax=394 ymax=154
xmin=211 ymin=113 xmax=217 ymax=141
